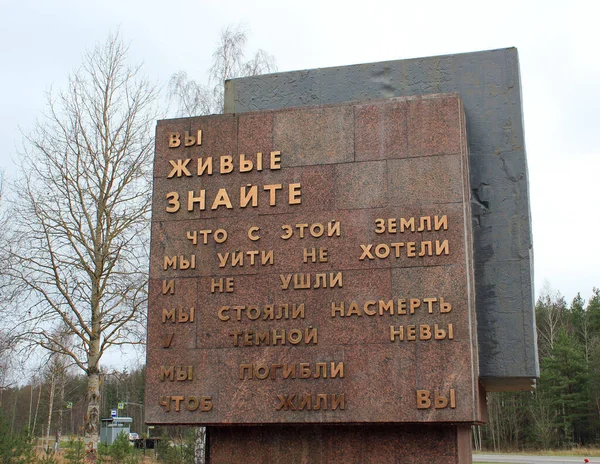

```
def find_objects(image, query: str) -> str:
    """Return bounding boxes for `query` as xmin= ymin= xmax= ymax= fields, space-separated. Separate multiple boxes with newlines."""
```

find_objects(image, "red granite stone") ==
xmin=354 ymin=100 xmax=409 ymax=161
xmin=407 ymin=95 xmax=463 ymax=157
xmin=387 ymin=155 xmax=464 ymax=206
xmin=334 ymin=160 xmax=388 ymax=209
xmin=237 ymin=111 xmax=274 ymax=156
xmin=208 ymin=424 xmax=472 ymax=464
xmin=146 ymin=95 xmax=481 ymax=432
xmin=273 ymin=106 xmax=354 ymax=167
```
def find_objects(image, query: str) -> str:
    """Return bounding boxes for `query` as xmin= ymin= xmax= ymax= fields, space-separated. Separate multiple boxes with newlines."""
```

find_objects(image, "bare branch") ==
xmin=169 ymin=23 xmax=277 ymax=116
xmin=242 ymin=49 xmax=277 ymax=78
xmin=168 ymin=72 xmax=214 ymax=117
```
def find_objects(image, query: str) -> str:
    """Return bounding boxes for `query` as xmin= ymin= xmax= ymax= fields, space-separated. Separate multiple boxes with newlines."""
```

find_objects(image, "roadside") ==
xmin=474 ymin=454 xmax=597 ymax=463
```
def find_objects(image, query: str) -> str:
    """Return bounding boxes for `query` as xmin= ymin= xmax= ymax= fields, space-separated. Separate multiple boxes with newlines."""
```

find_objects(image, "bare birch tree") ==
xmin=169 ymin=23 xmax=277 ymax=116
xmin=5 ymin=32 xmax=159 ymax=457
xmin=536 ymin=282 xmax=567 ymax=359
xmin=0 ymin=331 xmax=17 ymax=407
xmin=0 ymin=174 xmax=19 ymax=407
xmin=0 ymin=171 xmax=10 ymax=296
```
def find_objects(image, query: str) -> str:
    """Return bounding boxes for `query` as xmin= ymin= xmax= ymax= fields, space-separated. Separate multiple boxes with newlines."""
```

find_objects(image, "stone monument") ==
xmin=145 ymin=48 xmax=537 ymax=463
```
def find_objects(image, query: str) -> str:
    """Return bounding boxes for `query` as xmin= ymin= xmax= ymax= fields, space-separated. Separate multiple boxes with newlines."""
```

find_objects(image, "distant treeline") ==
xmin=480 ymin=287 xmax=600 ymax=450
xmin=0 ymin=366 xmax=146 ymax=440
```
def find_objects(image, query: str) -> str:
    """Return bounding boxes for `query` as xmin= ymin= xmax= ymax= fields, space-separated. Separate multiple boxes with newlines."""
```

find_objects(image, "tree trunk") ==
xmin=194 ymin=427 xmax=206 ymax=464
xmin=12 ymin=389 xmax=18 ymax=434
xmin=84 ymin=372 xmax=101 ymax=459
xmin=58 ymin=375 xmax=65 ymax=436
xmin=45 ymin=374 xmax=56 ymax=451
xmin=33 ymin=382 xmax=42 ymax=436
xmin=28 ymin=383 xmax=34 ymax=431
xmin=87 ymin=274 xmax=102 ymax=460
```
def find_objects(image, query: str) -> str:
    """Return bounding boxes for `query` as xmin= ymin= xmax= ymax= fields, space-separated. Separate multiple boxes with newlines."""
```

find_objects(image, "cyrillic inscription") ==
xmin=374 ymin=215 xmax=448 ymax=233
xmin=167 ymin=130 xmax=202 ymax=148
xmin=276 ymin=393 xmax=345 ymax=411
xmin=186 ymin=229 xmax=228 ymax=245
xmin=218 ymin=303 xmax=305 ymax=322
xmin=159 ymin=366 xmax=193 ymax=382
xmin=416 ymin=389 xmax=456 ymax=409
xmin=217 ymin=250 xmax=274 ymax=268
xmin=390 ymin=324 xmax=455 ymax=342
xmin=229 ymin=328 xmax=318 ymax=347
xmin=162 ymin=333 xmax=174 ymax=348
xmin=165 ymin=183 xmax=302 ymax=213
xmin=161 ymin=308 xmax=195 ymax=323
xmin=163 ymin=255 xmax=196 ymax=270
xmin=159 ymin=395 xmax=213 ymax=412
xmin=211 ymin=278 xmax=234 ymax=293
xmin=359 ymin=240 xmax=449 ymax=260
xmin=280 ymin=272 xmax=343 ymax=290
xmin=281 ymin=221 xmax=341 ymax=239
xmin=162 ymin=280 xmax=175 ymax=295
xmin=240 ymin=362 xmax=344 ymax=380
xmin=165 ymin=151 xmax=281 ymax=174
xmin=331 ymin=298 xmax=452 ymax=317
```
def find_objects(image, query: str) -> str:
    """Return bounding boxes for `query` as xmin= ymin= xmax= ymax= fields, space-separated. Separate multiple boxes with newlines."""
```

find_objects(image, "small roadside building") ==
xmin=100 ymin=417 xmax=132 ymax=445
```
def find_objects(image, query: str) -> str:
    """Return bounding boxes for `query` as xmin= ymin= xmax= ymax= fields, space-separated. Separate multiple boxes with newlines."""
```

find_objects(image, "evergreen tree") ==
xmin=540 ymin=328 xmax=589 ymax=445
xmin=0 ymin=411 xmax=35 ymax=464
xmin=64 ymin=437 xmax=85 ymax=464
xmin=587 ymin=288 xmax=600 ymax=333
xmin=109 ymin=432 xmax=139 ymax=464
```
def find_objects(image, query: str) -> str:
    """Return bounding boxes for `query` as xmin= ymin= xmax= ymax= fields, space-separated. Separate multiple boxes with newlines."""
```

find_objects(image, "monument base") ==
xmin=207 ymin=424 xmax=472 ymax=463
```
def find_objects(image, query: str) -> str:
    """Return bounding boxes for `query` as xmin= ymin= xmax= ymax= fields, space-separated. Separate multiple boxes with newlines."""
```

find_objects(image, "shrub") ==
xmin=63 ymin=438 xmax=85 ymax=464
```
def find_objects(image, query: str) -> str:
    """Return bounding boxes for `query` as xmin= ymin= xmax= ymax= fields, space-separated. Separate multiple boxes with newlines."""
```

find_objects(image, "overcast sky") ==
xmin=1 ymin=0 xmax=598 ymax=311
